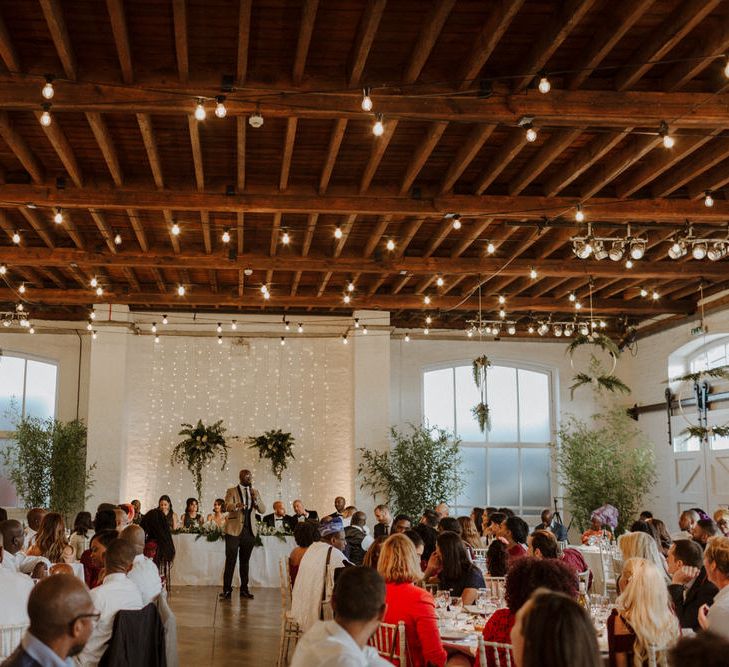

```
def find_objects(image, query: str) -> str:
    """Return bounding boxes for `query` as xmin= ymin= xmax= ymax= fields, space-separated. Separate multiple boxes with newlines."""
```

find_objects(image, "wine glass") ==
xmin=435 ymin=589 xmax=450 ymax=611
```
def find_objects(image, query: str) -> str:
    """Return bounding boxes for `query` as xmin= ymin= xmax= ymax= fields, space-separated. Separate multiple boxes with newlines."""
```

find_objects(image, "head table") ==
xmin=170 ymin=533 xmax=296 ymax=588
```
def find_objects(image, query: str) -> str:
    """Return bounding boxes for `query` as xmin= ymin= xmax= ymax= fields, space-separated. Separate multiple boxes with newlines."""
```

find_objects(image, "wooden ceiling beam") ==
xmin=236 ymin=0 xmax=252 ymax=86
xmin=280 ymin=117 xmax=298 ymax=191
xmin=333 ymin=214 xmax=357 ymax=258
xmin=36 ymin=266 xmax=66 ymax=289
xmin=125 ymin=209 xmax=148 ymax=252
xmin=615 ymin=0 xmax=721 ymax=91
xmin=269 ymin=212 xmax=282 ymax=256
xmin=172 ymin=0 xmax=189 ymax=83
xmin=292 ymin=0 xmax=319 ymax=86
xmin=347 ymin=0 xmax=386 ymax=87
xmin=59 ymin=211 xmax=84 ymax=250
xmin=136 ymin=114 xmax=164 ymax=189
xmin=123 ymin=267 xmax=140 ymax=292
xmin=236 ymin=212 xmax=244 ymax=255
xmin=86 ymin=112 xmax=124 ymax=186
xmin=404 ymin=0 xmax=455 ymax=85
xmin=319 ymin=119 xmax=347 ymax=195
xmin=162 ymin=209 xmax=180 ymax=253
xmin=512 ymin=0 xmax=597 ymax=93
xmin=422 ymin=220 xmax=453 ymax=258
xmin=236 ymin=116 xmax=246 ymax=192
xmin=151 ymin=268 xmax=165 ymax=293
xmin=508 ymin=128 xmax=583 ymax=196
xmin=0 ymin=10 xmax=20 ymax=71
xmin=18 ymin=208 xmax=54 ymax=248
xmin=359 ymin=120 xmax=397 ymax=193
xmin=200 ymin=210 xmax=211 ymax=254
xmin=239 ymin=269 xmax=246 ymax=297
xmin=208 ymin=269 xmax=217 ymax=294
xmin=0 ymin=113 xmax=44 ymax=184
xmin=687 ymin=162 xmax=729 ymax=200
xmin=363 ymin=215 xmax=392 ymax=258
xmin=35 ymin=112 xmax=83 ymax=188
xmin=473 ymin=129 xmax=526 ymax=195
xmin=399 ymin=121 xmax=448 ymax=195
xmin=450 ymin=218 xmax=494 ymax=258
xmin=38 ymin=0 xmax=77 ymax=80
xmin=664 ymin=19 xmax=729 ymax=91
xmin=394 ymin=216 xmax=426 ymax=258
xmin=187 ymin=116 xmax=205 ymax=191
xmin=440 ymin=124 xmax=495 ymax=194
xmin=566 ymin=0 xmax=654 ymax=90
xmin=88 ymin=209 xmax=116 ymax=253
xmin=651 ymin=140 xmax=729 ymax=197
xmin=106 ymin=0 xmax=133 ymax=84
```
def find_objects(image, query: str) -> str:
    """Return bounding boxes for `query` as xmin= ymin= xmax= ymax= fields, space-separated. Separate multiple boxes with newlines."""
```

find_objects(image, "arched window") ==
xmin=422 ymin=361 xmax=553 ymax=518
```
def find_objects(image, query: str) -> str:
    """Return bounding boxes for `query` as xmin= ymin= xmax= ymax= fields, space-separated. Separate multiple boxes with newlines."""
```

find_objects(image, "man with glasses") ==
xmin=2 ymin=574 xmax=98 ymax=666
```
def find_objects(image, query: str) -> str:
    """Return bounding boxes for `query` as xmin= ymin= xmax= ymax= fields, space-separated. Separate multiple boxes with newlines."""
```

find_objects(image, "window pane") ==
xmin=521 ymin=448 xmax=552 ymax=507
xmin=424 ymin=368 xmax=454 ymax=433
xmin=518 ymin=370 xmax=550 ymax=442
xmin=673 ymin=434 xmax=700 ymax=453
xmin=486 ymin=366 xmax=518 ymax=442
xmin=24 ymin=360 xmax=57 ymax=421
xmin=712 ymin=435 xmax=729 ymax=450
xmin=488 ymin=448 xmax=519 ymax=507
xmin=456 ymin=446 xmax=486 ymax=508
xmin=0 ymin=356 xmax=26 ymax=430
xmin=0 ymin=438 xmax=17 ymax=507
xmin=455 ymin=365 xmax=484 ymax=442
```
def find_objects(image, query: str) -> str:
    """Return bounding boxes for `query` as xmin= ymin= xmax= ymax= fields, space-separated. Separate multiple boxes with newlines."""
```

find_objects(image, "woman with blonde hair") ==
xmin=607 ymin=557 xmax=680 ymax=666
xmin=713 ymin=508 xmax=729 ymax=537
xmin=26 ymin=512 xmax=75 ymax=564
xmin=457 ymin=516 xmax=483 ymax=550
xmin=378 ymin=534 xmax=447 ymax=667
xmin=618 ymin=531 xmax=669 ymax=587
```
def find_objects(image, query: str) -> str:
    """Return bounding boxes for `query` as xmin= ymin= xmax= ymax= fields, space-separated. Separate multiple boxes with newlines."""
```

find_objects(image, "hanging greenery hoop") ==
xmin=471 ymin=355 xmax=491 ymax=433
xmin=247 ymin=429 xmax=296 ymax=481
xmin=667 ymin=365 xmax=729 ymax=442
xmin=566 ymin=333 xmax=630 ymax=398
xmin=170 ymin=419 xmax=228 ymax=500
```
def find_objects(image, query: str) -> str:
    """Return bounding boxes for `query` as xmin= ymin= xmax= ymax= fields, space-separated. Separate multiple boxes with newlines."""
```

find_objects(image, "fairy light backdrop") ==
xmin=122 ymin=333 xmax=354 ymax=515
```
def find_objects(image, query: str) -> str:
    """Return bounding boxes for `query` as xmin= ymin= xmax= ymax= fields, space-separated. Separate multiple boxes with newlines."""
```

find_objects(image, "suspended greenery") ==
xmin=471 ymin=402 xmax=490 ymax=432
xmin=358 ymin=424 xmax=464 ymax=519
xmin=472 ymin=355 xmax=491 ymax=387
xmin=668 ymin=366 xmax=729 ymax=384
xmin=570 ymin=372 xmax=631 ymax=400
xmin=566 ymin=332 xmax=621 ymax=359
xmin=471 ymin=355 xmax=491 ymax=433
xmin=682 ymin=425 xmax=729 ymax=439
xmin=171 ymin=419 xmax=228 ymax=500
xmin=247 ymin=429 xmax=296 ymax=481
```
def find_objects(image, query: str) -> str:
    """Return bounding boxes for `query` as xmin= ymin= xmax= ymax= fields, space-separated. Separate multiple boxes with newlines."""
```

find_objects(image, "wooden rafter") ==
xmin=404 ymin=0 xmax=455 ymax=85
xmin=236 ymin=0 xmax=252 ymax=85
xmin=35 ymin=113 xmax=83 ymax=188
xmin=125 ymin=209 xmax=148 ymax=252
xmin=86 ymin=112 xmax=123 ymax=186
xmin=88 ymin=209 xmax=116 ymax=253
xmin=450 ymin=218 xmax=495 ymax=258
xmin=687 ymin=161 xmax=729 ymax=200
xmin=651 ymin=140 xmax=729 ymax=197
xmin=18 ymin=208 xmax=54 ymax=248
xmin=319 ymin=119 xmax=347 ymax=194
xmin=0 ymin=113 xmax=44 ymax=183
xmin=172 ymin=0 xmax=188 ymax=82
xmin=236 ymin=116 xmax=246 ymax=192
xmin=663 ymin=19 xmax=729 ymax=91
xmin=292 ymin=0 xmax=319 ymax=85
xmin=106 ymin=0 xmax=133 ymax=83
xmin=363 ymin=215 xmax=391 ymax=258
xmin=0 ymin=9 xmax=20 ymax=71
xmin=400 ymin=122 xmax=448 ymax=195
xmin=348 ymin=0 xmax=386 ymax=87
xmin=473 ymin=130 xmax=526 ymax=195
xmin=280 ymin=117 xmax=298 ymax=191
xmin=359 ymin=120 xmax=397 ymax=193
xmin=440 ymin=124 xmax=495 ymax=194
xmin=188 ymin=116 xmax=204 ymax=191
xmin=38 ymin=0 xmax=77 ymax=80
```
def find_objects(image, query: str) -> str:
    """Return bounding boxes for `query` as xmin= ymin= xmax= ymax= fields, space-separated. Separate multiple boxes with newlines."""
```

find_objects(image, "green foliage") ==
xmin=471 ymin=402 xmax=490 ymax=432
xmin=171 ymin=419 xmax=228 ymax=500
xmin=472 ymin=355 xmax=491 ymax=388
xmin=1 ymin=417 xmax=95 ymax=522
xmin=471 ymin=355 xmax=491 ymax=433
xmin=247 ymin=429 xmax=295 ymax=481
xmin=554 ymin=408 xmax=656 ymax=535
xmin=668 ymin=365 xmax=729 ymax=384
xmin=683 ymin=425 xmax=729 ymax=439
xmin=357 ymin=424 xmax=464 ymax=519
xmin=570 ymin=372 xmax=631 ymax=400
xmin=566 ymin=332 xmax=621 ymax=359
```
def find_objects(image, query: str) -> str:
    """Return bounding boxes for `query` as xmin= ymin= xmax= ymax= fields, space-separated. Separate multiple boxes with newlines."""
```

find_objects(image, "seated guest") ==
xmin=140 ymin=508 xmax=176 ymax=588
xmin=327 ymin=496 xmax=346 ymax=520
xmin=581 ymin=512 xmax=613 ymax=545
xmin=618 ymin=531 xmax=669 ymax=584
xmin=291 ymin=517 xmax=352 ymax=632
xmin=49 ymin=563 xmax=74 ymax=576
xmin=533 ymin=508 xmax=568 ymax=542
xmin=120 ymin=524 xmax=162 ymax=604
xmin=414 ymin=510 xmax=439 ymax=561
xmin=608 ymin=557 xmax=680 ymax=665
xmin=437 ymin=516 xmax=461 ymax=534
xmin=403 ymin=529 xmax=425 ymax=568
xmin=93 ymin=508 xmax=117 ymax=534
xmin=0 ymin=519 xmax=49 ymax=577
xmin=435 ymin=502 xmax=449 ymax=518
xmin=529 ymin=529 xmax=592 ymax=589
xmin=182 ymin=497 xmax=204 ymax=528
xmin=471 ymin=507 xmax=485 ymax=536
xmin=510 ymin=589 xmax=602 ymax=667
xmin=424 ymin=531 xmax=485 ymax=605
xmin=639 ymin=510 xmax=654 ymax=521
xmin=70 ymin=511 xmax=93 ymax=560
xmin=503 ymin=516 xmax=529 ymax=561
xmin=113 ymin=507 xmax=128 ymax=531
xmin=82 ymin=529 xmax=118 ymax=588
xmin=649 ymin=517 xmax=673 ymax=556
xmin=131 ymin=499 xmax=143 ymax=524
xmin=478 ymin=558 xmax=578 ymax=665
xmin=674 ymin=509 xmax=700 ymax=541
xmin=342 ymin=506 xmax=357 ymax=527
xmin=291 ymin=499 xmax=318 ymax=523
xmin=344 ymin=511 xmax=373 ymax=566
xmin=482 ymin=511 xmax=507 ymax=542
xmin=458 ymin=516 xmax=484 ymax=550
xmin=157 ymin=494 xmax=179 ymax=530
xmin=291 ymin=566 xmax=391 ymax=667
xmin=263 ymin=500 xmax=292 ymax=531
xmin=2 ymin=574 xmax=96 ymax=667
xmin=373 ymin=504 xmax=392 ymax=537
xmin=0 ymin=542 xmax=34 ymax=624
xmin=698 ymin=536 xmax=729 ymax=640
xmin=27 ymin=512 xmax=75 ymax=564
xmin=77 ymin=539 xmax=144 ymax=666
xmin=290 ymin=521 xmax=319 ymax=586
xmin=361 ymin=536 xmax=386 ymax=570
xmin=693 ymin=519 xmax=719 ymax=548
xmin=714 ymin=509 xmax=729 ymax=537
xmin=207 ymin=498 xmax=227 ymax=527
xmin=391 ymin=514 xmax=411 ymax=534
xmin=486 ymin=539 xmax=509 ymax=577
xmin=668 ymin=631 xmax=729 ymax=667
xmin=667 ymin=539 xmax=717 ymax=631
xmin=23 ymin=507 xmax=47 ymax=551
xmin=378 ymin=534 xmax=447 ymax=667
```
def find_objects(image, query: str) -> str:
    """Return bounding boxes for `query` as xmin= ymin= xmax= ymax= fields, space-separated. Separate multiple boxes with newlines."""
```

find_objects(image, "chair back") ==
xmin=278 ymin=557 xmax=292 ymax=611
xmin=156 ymin=590 xmax=179 ymax=667
xmin=99 ymin=603 xmax=166 ymax=667
xmin=647 ymin=645 xmax=670 ymax=667
xmin=368 ymin=621 xmax=407 ymax=667
xmin=0 ymin=624 xmax=28 ymax=660
xmin=472 ymin=548 xmax=488 ymax=560
xmin=577 ymin=569 xmax=590 ymax=590
xmin=483 ymin=576 xmax=506 ymax=600
xmin=598 ymin=541 xmax=616 ymax=597
xmin=477 ymin=636 xmax=514 ymax=667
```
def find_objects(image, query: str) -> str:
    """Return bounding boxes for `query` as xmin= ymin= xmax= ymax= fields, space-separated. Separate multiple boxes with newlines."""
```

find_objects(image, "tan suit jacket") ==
xmin=224 ymin=485 xmax=266 ymax=537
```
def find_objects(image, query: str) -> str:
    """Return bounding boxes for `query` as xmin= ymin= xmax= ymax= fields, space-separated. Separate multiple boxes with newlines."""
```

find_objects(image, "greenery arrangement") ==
xmin=358 ymin=424 xmax=464 ymax=519
xmin=668 ymin=365 xmax=729 ymax=384
xmin=1 ymin=416 xmax=95 ymax=522
xmin=566 ymin=332 xmax=620 ymax=358
xmin=171 ymin=419 xmax=228 ymax=500
xmin=682 ymin=425 xmax=729 ymax=439
xmin=471 ymin=355 xmax=491 ymax=433
xmin=570 ymin=372 xmax=631 ymax=400
xmin=568 ymin=345 xmax=631 ymax=399
xmin=247 ymin=429 xmax=296 ymax=481
xmin=172 ymin=522 xmax=225 ymax=542
xmin=254 ymin=521 xmax=294 ymax=546
xmin=554 ymin=407 xmax=656 ymax=535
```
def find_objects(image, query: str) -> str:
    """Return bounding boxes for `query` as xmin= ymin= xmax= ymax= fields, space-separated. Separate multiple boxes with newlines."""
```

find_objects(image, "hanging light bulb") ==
xmin=154 ymin=335 xmax=160 ymax=343
xmin=216 ymin=322 xmax=222 ymax=333
xmin=217 ymin=335 xmax=223 ymax=345
xmin=263 ymin=291 xmax=270 ymax=300
xmin=498 ymin=295 xmax=506 ymax=305
xmin=529 ymin=267 xmax=538 ymax=279
xmin=386 ymin=239 xmax=395 ymax=251
xmin=231 ymin=320 xmax=237 ymax=330
xmin=284 ymin=320 xmax=291 ymax=331
xmin=249 ymin=111 xmax=264 ymax=128
xmin=29 ymin=326 xmax=35 ymax=334
xmin=53 ymin=208 xmax=63 ymax=224
xmin=659 ymin=120 xmax=674 ymax=148
xmin=574 ymin=301 xmax=582 ymax=310
xmin=222 ymin=230 xmax=231 ymax=243
xmin=568 ymin=292 xmax=576 ymax=302
xmin=297 ymin=322 xmax=303 ymax=333
xmin=423 ymin=328 xmax=429 ymax=335
xmin=704 ymin=191 xmax=714 ymax=208
xmin=95 ymin=286 xmax=103 ymax=296
xmin=425 ymin=315 xmax=432 ymax=325
xmin=171 ymin=222 xmax=181 ymax=236
xmin=90 ymin=276 xmax=98 ymax=288
xmin=625 ymin=259 xmax=634 ymax=269
xmin=151 ymin=322 xmax=157 ymax=333
xmin=538 ymin=75 xmax=551 ymax=94
xmin=39 ymin=104 xmax=52 ymax=127
xmin=342 ymin=334 xmax=348 ymax=345
xmin=162 ymin=314 xmax=168 ymax=324
xmin=652 ymin=290 xmax=660 ymax=300
xmin=281 ymin=230 xmax=290 ymax=245
xmin=599 ymin=320 xmax=607 ymax=329
xmin=41 ymin=76 xmax=54 ymax=99
xmin=436 ymin=276 xmax=444 ymax=287
xmin=334 ymin=226 xmax=343 ymax=239
xmin=12 ymin=231 xmax=20 ymax=244
xmin=90 ymin=310 xmax=96 ymax=320
xmin=507 ymin=324 xmax=516 ymax=335
xmin=260 ymin=284 xmax=269 ymax=294
xmin=372 ymin=114 xmax=384 ymax=137
xmin=177 ymin=284 xmax=186 ymax=296
xmin=18 ymin=282 xmax=25 ymax=294
xmin=16 ymin=304 xmax=23 ymax=311
xmin=499 ymin=309 xmax=506 ymax=319
xmin=0 ymin=264 xmax=7 ymax=275
xmin=114 ymin=233 xmax=122 ymax=245
xmin=640 ymin=287 xmax=648 ymax=297
xmin=347 ymin=281 xmax=355 ymax=292
xmin=467 ymin=329 xmax=474 ymax=338
xmin=354 ymin=318 xmax=360 ymax=328
xmin=525 ymin=124 xmax=537 ymax=142
xmin=404 ymin=333 xmax=410 ymax=342
xmin=486 ymin=241 xmax=495 ymax=254
xmin=280 ymin=337 xmax=286 ymax=346
xmin=92 ymin=330 xmax=97 ymax=340
xmin=343 ymin=294 xmax=351 ymax=304
xmin=423 ymin=295 xmax=431 ymax=305
xmin=214 ymin=96 xmax=227 ymax=118
xmin=575 ymin=204 xmax=585 ymax=223
xmin=363 ymin=325 xmax=368 ymax=335
xmin=194 ymin=98 xmax=206 ymax=121
xmin=451 ymin=214 xmax=462 ymax=230
xmin=361 ymin=87 xmax=373 ymax=112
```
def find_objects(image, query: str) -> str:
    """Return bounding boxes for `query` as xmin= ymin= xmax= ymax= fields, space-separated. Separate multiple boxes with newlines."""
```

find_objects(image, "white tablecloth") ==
xmin=170 ymin=534 xmax=295 ymax=588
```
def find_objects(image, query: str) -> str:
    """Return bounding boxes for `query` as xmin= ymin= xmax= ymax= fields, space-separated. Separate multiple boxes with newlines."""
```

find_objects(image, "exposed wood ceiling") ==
xmin=0 ymin=0 xmax=728 ymax=333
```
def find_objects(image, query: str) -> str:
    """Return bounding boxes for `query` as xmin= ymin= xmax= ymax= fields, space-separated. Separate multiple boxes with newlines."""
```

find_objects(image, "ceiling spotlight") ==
xmin=214 ymin=96 xmax=227 ymax=118
xmin=507 ymin=324 xmax=516 ymax=335
xmin=608 ymin=241 xmax=625 ymax=261
xmin=528 ymin=325 xmax=535 ymax=334
xmin=222 ymin=230 xmax=231 ymax=243
xmin=90 ymin=276 xmax=98 ymax=288
xmin=162 ymin=314 xmax=168 ymax=324
xmin=177 ymin=284 xmax=186 ymax=296
xmin=334 ymin=226 xmax=343 ymax=239
xmin=553 ymin=324 xmax=563 ymax=337
xmin=538 ymin=323 xmax=549 ymax=336
xmin=436 ymin=276 xmax=444 ymax=287
xmin=486 ymin=241 xmax=495 ymax=254
xmin=372 ymin=114 xmax=384 ymax=137
xmin=574 ymin=239 xmax=592 ymax=259
xmin=579 ymin=324 xmax=589 ymax=336
xmin=18 ymin=282 xmax=25 ymax=294
xmin=692 ymin=242 xmax=708 ymax=260
xmin=707 ymin=242 xmax=727 ymax=261
xmin=386 ymin=239 xmax=396 ymax=251
xmin=361 ymin=88 xmax=373 ymax=112
xmin=629 ymin=240 xmax=645 ymax=260
xmin=704 ymin=191 xmax=714 ymax=208
xmin=668 ymin=239 xmax=686 ymax=260
xmin=529 ymin=267 xmax=538 ymax=279
xmin=171 ymin=222 xmax=181 ymax=236
xmin=39 ymin=104 xmax=52 ymax=127
xmin=53 ymin=208 xmax=63 ymax=224
xmin=451 ymin=214 xmax=462 ymax=230
xmin=575 ymin=204 xmax=585 ymax=223
xmin=249 ymin=111 xmax=264 ymax=128
xmin=593 ymin=240 xmax=608 ymax=261
xmin=538 ymin=75 xmax=551 ymax=94
xmin=659 ymin=120 xmax=674 ymax=149
xmin=12 ymin=231 xmax=20 ymax=244
xmin=625 ymin=259 xmax=634 ymax=269
xmin=564 ymin=324 xmax=574 ymax=337
xmin=281 ymin=230 xmax=290 ymax=245
xmin=114 ymin=233 xmax=122 ymax=245
xmin=423 ymin=295 xmax=431 ymax=305
xmin=194 ymin=98 xmax=206 ymax=121
xmin=95 ymin=286 xmax=103 ymax=296
xmin=640 ymin=287 xmax=648 ymax=297
xmin=41 ymin=75 xmax=54 ymax=99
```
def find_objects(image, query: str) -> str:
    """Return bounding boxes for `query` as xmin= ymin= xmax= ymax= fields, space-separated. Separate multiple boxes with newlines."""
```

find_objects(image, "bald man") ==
xmin=0 ymin=542 xmax=34 ymax=625
xmin=23 ymin=508 xmax=46 ymax=551
xmin=113 ymin=508 xmax=128 ymax=531
xmin=2 ymin=574 xmax=96 ymax=666
xmin=120 ymin=524 xmax=162 ymax=604
xmin=1 ymin=519 xmax=50 ymax=577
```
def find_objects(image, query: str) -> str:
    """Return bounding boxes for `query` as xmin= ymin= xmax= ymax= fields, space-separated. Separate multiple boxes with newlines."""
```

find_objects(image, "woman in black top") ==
xmin=425 ymin=530 xmax=485 ymax=605
xmin=182 ymin=497 xmax=204 ymax=528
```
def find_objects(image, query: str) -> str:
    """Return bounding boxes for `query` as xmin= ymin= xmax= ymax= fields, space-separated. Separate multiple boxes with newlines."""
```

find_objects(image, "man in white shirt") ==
xmin=23 ymin=507 xmax=46 ymax=551
xmin=292 ymin=566 xmax=391 ymax=667
xmin=0 ymin=543 xmax=34 ymax=625
xmin=77 ymin=539 xmax=143 ymax=666
xmin=263 ymin=500 xmax=292 ymax=532
xmin=1 ymin=518 xmax=50 ymax=577
xmin=291 ymin=517 xmax=352 ymax=632
xmin=119 ymin=524 xmax=162 ymax=605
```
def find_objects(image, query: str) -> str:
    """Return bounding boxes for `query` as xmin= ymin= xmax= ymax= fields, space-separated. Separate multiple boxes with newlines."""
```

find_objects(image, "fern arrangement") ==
xmin=171 ymin=419 xmax=228 ymax=500
xmin=471 ymin=355 xmax=491 ymax=433
xmin=247 ymin=429 xmax=296 ymax=481
xmin=668 ymin=365 xmax=729 ymax=384
xmin=682 ymin=425 xmax=729 ymax=439
xmin=567 ymin=332 xmax=630 ymax=398
xmin=570 ymin=372 xmax=631 ymax=400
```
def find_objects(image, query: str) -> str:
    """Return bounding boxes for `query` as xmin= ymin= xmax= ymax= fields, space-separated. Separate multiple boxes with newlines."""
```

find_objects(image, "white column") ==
xmin=85 ymin=308 xmax=130 ymax=507
xmin=352 ymin=310 xmax=391 ymax=518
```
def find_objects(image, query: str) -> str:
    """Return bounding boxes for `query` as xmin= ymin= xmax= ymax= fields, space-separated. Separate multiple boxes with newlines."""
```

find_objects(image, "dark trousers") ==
xmin=223 ymin=531 xmax=255 ymax=592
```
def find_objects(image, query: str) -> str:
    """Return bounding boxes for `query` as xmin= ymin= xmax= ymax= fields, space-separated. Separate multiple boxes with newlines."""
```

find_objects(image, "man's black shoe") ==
xmin=219 ymin=590 xmax=232 ymax=600
xmin=240 ymin=588 xmax=254 ymax=599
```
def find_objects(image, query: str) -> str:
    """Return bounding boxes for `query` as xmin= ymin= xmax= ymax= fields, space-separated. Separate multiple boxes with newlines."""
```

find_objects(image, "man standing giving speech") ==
xmin=220 ymin=468 xmax=266 ymax=600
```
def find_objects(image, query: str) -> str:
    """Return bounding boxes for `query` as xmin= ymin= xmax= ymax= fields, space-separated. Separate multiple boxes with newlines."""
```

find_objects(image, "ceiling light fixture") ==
xmin=194 ymin=98 xmax=206 ymax=121
xmin=214 ymin=96 xmax=227 ymax=118
xmin=659 ymin=120 xmax=674 ymax=148
xmin=361 ymin=88 xmax=373 ymax=112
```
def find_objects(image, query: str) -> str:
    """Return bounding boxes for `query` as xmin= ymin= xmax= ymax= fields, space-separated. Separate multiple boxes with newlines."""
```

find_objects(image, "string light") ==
xmin=451 ymin=214 xmax=462 ymax=230
xmin=372 ymin=114 xmax=384 ymax=137
xmin=0 ymin=265 xmax=6 ymax=275
xmin=659 ymin=120 xmax=674 ymax=148
xmin=499 ymin=309 xmax=506 ymax=319
xmin=41 ymin=76 xmax=54 ymax=99
xmin=334 ymin=226 xmax=343 ymax=239
xmin=347 ymin=281 xmax=355 ymax=293
xmin=354 ymin=318 xmax=360 ymax=328
xmin=537 ymin=75 xmax=551 ymax=94
xmin=280 ymin=337 xmax=286 ymax=346
xmin=574 ymin=301 xmax=582 ymax=310
xmin=92 ymin=330 xmax=97 ymax=340
xmin=423 ymin=328 xmax=429 ymax=335
xmin=214 ymin=96 xmax=227 ymax=118
xmin=114 ymin=233 xmax=122 ymax=245
xmin=29 ymin=326 xmax=34 ymax=334
xmin=507 ymin=324 xmax=516 ymax=335
xmin=216 ymin=323 xmax=222 ymax=333
xmin=284 ymin=320 xmax=291 ymax=331
xmin=568 ymin=292 xmax=576 ymax=302
xmin=343 ymin=294 xmax=351 ymax=304
xmin=342 ymin=334 xmax=348 ymax=345
xmin=467 ymin=329 xmax=473 ymax=338
xmin=194 ymin=98 xmax=206 ymax=121
xmin=704 ymin=191 xmax=714 ymax=208
xmin=231 ymin=320 xmax=237 ymax=330
xmin=425 ymin=315 xmax=432 ymax=325
xmin=436 ymin=276 xmax=444 ymax=287
xmin=652 ymin=290 xmax=660 ymax=300
xmin=404 ymin=333 xmax=410 ymax=342
xmin=625 ymin=259 xmax=634 ymax=269
xmin=361 ymin=88 xmax=373 ymax=112
xmin=90 ymin=311 xmax=96 ymax=320
xmin=171 ymin=222 xmax=181 ymax=236
xmin=12 ymin=231 xmax=20 ymax=244
xmin=281 ymin=230 xmax=290 ymax=245
xmin=423 ymin=295 xmax=431 ymax=305
xmin=529 ymin=267 xmax=538 ymax=279
xmin=486 ymin=241 xmax=495 ymax=254
xmin=39 ymin=104 xmax=52 ymax=127
xmin=154 ymin=335 xmax=160 ymax=343
xmin=640 ymin=287 xmax=648 ymax=297
xmin=177 ymin=284 xmax=186 ymax=296
xmin=217 ymin=335 xmax=223 ymax=344
xmin=95 ymin=286 xmax=103 ymax=296
xmin=263 ymin=291 xmax=270 ymax=300
xmin=162 ymin=314 xmax=168 ymax=324
xmin=222 ymin=230 xmax=231 ymax=243
xmin=575 ymin=204 xmax=585 ymax=223
xmin=18 ymin=283 xmax=25 ymax=294
xmin=498 ymin=295 xmax=506 ymax=305
xmin=297 ymin=323 xmax=303 ymax=333
xmin=386 ymin=239 xmax=395 ymax=251
xmin=90 ymin=276 xmax=98 ymax=288
xmin=363 ymin=325 xmax=368 ymax=335
xmin=53 ymin=208 xmax=63 ymax=224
